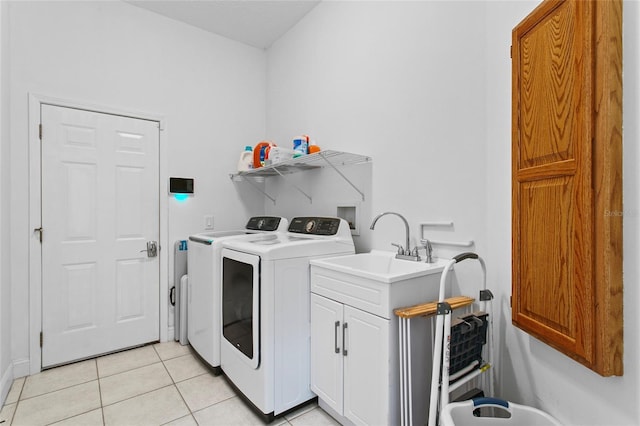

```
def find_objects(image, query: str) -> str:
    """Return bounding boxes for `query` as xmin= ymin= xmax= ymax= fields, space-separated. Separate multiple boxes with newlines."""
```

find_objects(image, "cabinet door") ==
xmin=310 ymin=294 xmax=344 ymax=414
xmin=343 ymin=306 xmax=389 ymax=426
xmin=512 ymin=0 xmax=622 ymax=375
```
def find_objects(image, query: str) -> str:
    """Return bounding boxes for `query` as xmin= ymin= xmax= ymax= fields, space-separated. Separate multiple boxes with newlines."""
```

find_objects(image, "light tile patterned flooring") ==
xmin=0 ymin=342 xmax=338 ymax=426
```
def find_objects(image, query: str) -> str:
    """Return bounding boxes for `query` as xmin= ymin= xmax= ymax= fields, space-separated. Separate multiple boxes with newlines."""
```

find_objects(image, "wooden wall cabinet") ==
xmin=511 ymin=0 xmax=622 ymax=376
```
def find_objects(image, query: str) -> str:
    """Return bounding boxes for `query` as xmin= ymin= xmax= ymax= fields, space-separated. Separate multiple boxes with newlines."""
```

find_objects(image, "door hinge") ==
xmin=510 ymin=296 xmax=512 ymax=307
xmin=510 ymin=45 xmax=512 ymax=59
xmin=40 ymin=332 xmax=43 ymax=348
xmin=39 ymin=124 xmax=43 ymax=140
xmin=34 ymin=227 xmax=43 ymax=243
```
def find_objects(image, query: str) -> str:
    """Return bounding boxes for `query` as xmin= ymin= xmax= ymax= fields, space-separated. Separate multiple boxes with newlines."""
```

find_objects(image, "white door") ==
xmin=310 ymin=294 xmax=344 ymax=415
xmin=41 ymin=104 xmax=160 ymax=368
xmin=343 ymin=306 xmax=389 ymax=426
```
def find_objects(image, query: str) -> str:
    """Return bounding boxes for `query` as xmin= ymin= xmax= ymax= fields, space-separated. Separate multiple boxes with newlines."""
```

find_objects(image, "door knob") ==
xmin=140 ymin=241 xmax=158 ymax=257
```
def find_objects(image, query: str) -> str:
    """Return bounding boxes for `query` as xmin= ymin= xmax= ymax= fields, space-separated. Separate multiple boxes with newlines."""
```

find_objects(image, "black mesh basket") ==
xmin=449 ymin=311 xmax=488 ymax=375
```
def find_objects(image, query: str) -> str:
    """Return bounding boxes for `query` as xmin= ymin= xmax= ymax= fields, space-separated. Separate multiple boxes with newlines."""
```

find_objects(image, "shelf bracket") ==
xmin=272 ymin=166 xmax=313 ymax=203
xmin=231 ymin=175 xmax=276 ymax=205
xmin=229 ymin=151 xmax=370 ymax=204
xmin=318 ymin=152 xmax=366 ymax=201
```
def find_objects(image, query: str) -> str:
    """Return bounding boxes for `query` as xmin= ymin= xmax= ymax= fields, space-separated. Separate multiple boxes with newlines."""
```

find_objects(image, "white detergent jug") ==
xmin=237 ymin=146 xmax=253 ymax=172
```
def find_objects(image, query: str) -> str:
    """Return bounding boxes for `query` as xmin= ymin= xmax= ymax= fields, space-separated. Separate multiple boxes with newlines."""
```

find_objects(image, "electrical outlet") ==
xmin=204 ymin=215 xmax=214 ymax=230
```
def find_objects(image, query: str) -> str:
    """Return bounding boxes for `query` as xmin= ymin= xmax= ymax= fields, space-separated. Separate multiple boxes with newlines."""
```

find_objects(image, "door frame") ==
xmin=28 ymin=93 xmax=169 ymax=375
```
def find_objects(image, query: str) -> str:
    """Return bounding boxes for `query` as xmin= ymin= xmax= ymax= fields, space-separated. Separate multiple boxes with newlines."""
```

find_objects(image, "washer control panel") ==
xmin=245 ymin=216 xmax=283 ymax=231
xmin=289 ymin=217 xmax=341 ymax=235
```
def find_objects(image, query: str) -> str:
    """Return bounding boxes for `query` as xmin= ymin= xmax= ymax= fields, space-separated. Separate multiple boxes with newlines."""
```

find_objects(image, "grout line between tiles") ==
xmin=96 ymin=360 xmax=106 ymax=426
xmin=158 ymin=354 xmax=195 ymax=420
xmin=26 ymin=380 xmax=102 ymax=426
xmin=95 ymin=342 xmax=162 ymax=379
xmin=8 ymin=401 xmax=19 ymax=425
xmin=99 ymin=360 xmax=165 ymax=384
xmin=13 ymin=377 xmax=26 ymax=404
xmin=18 ymin=377 xmax=99 ymax=402
xmin=173 ymin=370 xmax=210 ymax=385
xmin=159 ymin=413 xmax=198 ymax=426
xmin=0 ymin=377 xmax=22 ymax=425
xmin=44 ymin=406 xmax=102 ymax=426
xmin=152 ymin=343 xmax=190 ymax=363
xmin=159 ymin=354 xmax=178 ymax=386
xmin=151 ymin=342 xmax=161 ymax=359
xmin=3 ymin=345 xmax=327 ymax=426
xmin=159 ymin=351 xmax=243 ymax=422
xmin=96 ymin=360 xmax=162 ymax=379
xmin=100 ymin=383 xmax=176 ymax=409
xmin=7 ymin=377 xmax=26 ymax=425
xmin=189 ymin=395 xmax=240 ymax=419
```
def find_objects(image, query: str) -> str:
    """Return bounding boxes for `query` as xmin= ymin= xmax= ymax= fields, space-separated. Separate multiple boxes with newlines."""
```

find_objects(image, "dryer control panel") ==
xmin=245 ymin=216 xmax=283 ymax=231
xmin=289 ymin=217 xmax=341 ymax=235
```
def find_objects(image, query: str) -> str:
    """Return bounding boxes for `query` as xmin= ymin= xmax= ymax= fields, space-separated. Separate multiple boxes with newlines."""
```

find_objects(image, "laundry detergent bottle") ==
xmin=237 ymin=146 xmax=253 ymax=172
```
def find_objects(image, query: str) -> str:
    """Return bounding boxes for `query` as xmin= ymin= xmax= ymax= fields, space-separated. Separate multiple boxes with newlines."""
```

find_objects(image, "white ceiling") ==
xmin=126 ymin=0 xmax=321 ymax=49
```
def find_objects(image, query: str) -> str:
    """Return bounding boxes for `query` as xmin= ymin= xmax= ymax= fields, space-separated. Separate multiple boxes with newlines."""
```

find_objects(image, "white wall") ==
xmin=0 ymin=0 xmax=13 ymax=405
xmin=3 ymin=1 xmax=639 ymax=424
xmin=485 ymin=1 xmax=640 ymax=426
xmin=7 ymin=0 xmax=266 ymax=376
xmin=267 ymin=1 xmax=640 ymax=426
xmin=265 ymin=1 xmax=489 ymax=282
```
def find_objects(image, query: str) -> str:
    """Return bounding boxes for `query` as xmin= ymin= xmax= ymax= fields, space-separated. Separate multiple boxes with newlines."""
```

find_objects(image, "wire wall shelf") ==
xmin=230 ymin=150 xmax=371 ymax=204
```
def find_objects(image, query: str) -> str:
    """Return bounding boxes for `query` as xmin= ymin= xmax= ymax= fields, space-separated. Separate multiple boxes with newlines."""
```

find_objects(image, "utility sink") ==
xmin=310 ymin=250 xmax=448 ymax=284
xmin=310 ymin=251 xmax=447 ymax=426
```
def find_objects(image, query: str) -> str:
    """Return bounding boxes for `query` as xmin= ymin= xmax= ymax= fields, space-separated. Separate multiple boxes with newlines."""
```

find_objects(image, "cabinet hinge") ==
xmin=39 ymin=124 xmax=42 ymax=140
xmin=40 ymin=332 xmax=43 ymax=347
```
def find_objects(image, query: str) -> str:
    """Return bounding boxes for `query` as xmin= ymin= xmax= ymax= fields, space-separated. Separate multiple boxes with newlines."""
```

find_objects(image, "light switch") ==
xmin=204 ymin=215 xmax=214 ymax=230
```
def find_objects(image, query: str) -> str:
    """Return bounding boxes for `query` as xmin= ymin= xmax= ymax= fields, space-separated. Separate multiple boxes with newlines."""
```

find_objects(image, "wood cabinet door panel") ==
xmin=518 ymin=177 xmax=575 ymax=336
xmin=512 ymin=0 xmax=621 ymax=375
xmin=513 ymin=0 xmax=593 ymax=364
xmin=518 ymin=0 xmax=581 ymax=169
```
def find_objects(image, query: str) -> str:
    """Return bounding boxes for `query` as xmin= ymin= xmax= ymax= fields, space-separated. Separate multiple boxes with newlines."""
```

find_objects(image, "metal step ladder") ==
xmin=394 ymin=253 xmax=494 ymax=426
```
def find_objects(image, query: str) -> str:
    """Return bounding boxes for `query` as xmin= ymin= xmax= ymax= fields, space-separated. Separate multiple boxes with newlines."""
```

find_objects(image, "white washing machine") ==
xmin=187 ymin=216 xmax=288 ymax=372
xmin=220 ymin=217 xmax=355 ymax=421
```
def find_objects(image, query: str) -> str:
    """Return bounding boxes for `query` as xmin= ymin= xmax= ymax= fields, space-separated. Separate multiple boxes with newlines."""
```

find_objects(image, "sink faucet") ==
xmin=420 ymin=239 xmax=435 ymax=264
xmin=370 ymin=212 xmax=420 ymax=261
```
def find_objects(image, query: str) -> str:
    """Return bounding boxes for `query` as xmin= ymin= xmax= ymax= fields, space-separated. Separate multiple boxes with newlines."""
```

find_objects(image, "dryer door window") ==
xmin=222 ymin=252 xmax=260 ymax=369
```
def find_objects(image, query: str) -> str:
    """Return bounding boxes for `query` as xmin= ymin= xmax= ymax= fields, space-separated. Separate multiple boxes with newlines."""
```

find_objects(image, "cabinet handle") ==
xmin=343 ymin=322 xmax=348 ymax=356
xmin=334 ymin=321 xmax=340 ymax=354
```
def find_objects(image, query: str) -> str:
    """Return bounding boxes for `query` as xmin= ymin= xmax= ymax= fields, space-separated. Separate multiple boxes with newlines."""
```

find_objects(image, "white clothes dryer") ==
xmin=187 ymin=216 xmax=288 ymax=373
xmin=220 ymin=217 xmax=355 ymax=421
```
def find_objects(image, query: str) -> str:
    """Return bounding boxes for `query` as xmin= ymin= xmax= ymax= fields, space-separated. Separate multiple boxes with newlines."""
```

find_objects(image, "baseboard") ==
xmin=0 ymin=363 xmax=13 ymax=407
xmin=12 ymin=358 xmax=30 ymax=379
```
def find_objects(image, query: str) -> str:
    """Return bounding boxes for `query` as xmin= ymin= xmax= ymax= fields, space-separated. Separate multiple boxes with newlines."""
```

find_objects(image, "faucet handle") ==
xmin=391 ymin=243 xmax=405 ymax=255
xmin=419 ymin=239 xmax=435 ymax=263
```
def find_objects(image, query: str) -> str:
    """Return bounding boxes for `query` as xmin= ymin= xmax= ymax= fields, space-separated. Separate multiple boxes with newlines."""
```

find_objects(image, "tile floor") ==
xmin=0 ymin=342 xmax=339 ymax=426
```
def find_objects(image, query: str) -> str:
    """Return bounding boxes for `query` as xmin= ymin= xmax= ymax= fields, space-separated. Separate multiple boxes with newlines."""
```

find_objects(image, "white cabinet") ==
xmin=310 ymin=294 xmax=389 ymax=425
xmin=310 ymin=261 xmax=442 ymax=426
xmin=343 ymin=304 xmax=389 ymax=425
xmin=310 ymin=294 xmax=343 ymax=413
